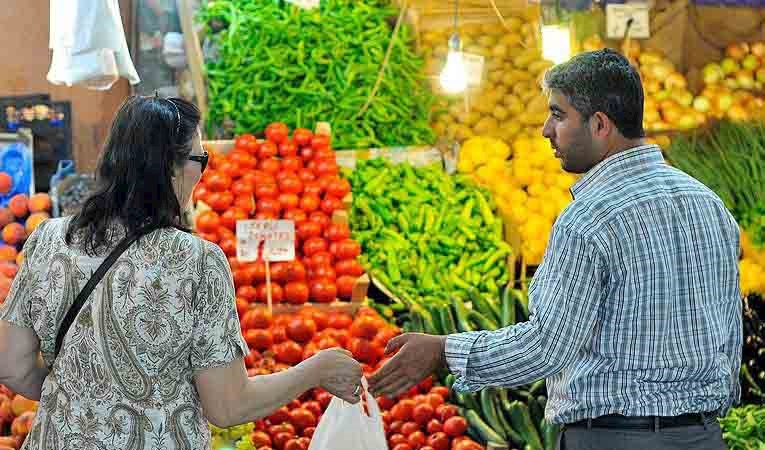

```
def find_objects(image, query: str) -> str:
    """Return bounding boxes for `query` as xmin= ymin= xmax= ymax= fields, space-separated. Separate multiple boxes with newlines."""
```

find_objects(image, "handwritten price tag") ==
xmin=236 ymin=220 xmax=296 ymax=262
xmin=463 ymin=52 xmax=485 ymax=87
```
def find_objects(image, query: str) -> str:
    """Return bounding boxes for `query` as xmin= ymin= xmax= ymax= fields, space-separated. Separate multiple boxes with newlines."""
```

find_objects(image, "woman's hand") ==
xmin=308 ymin=348 xmax=363 ymax=404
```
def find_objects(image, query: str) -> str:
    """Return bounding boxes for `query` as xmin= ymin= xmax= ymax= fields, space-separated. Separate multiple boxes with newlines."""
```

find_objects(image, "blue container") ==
xmin=0 ymin=142 xmax=33 ymax=208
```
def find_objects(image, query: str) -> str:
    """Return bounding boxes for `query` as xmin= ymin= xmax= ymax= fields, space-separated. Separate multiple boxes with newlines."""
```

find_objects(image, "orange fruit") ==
xmin=2 ymin=223 xmax=25 ymax=245
xmin=0 ymin=209 xmax=13 ymax=229
xmin=25 ymin=212 xmax=49 ymax=235
xmin=0 ymin=262 xmax=17 ymax=278
xmin=0 ymin=173 xmax=12 ymax=194
xmin=0 ymin=245 xmax=18 ymax=262
xmin=15 ymin=251 xmax=23 ymax=266
xmin=28 ymin=193 xmax=51 ymax=213
xmin=8 ymin=194 xmax=28 ymax=219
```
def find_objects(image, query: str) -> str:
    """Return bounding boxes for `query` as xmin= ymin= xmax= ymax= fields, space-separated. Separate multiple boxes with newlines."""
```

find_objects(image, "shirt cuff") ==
xmin=445 ymin=331 xmax=486 ymax=392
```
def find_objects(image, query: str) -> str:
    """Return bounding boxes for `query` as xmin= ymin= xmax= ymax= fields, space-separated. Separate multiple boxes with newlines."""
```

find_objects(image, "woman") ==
xmin=0 ymin=96 xmax=362 ymax=450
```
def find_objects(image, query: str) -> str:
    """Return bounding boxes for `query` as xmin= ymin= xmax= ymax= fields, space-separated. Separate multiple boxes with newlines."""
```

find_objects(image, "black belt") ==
xmin=567 ymin=411 xmax=718 ymax=431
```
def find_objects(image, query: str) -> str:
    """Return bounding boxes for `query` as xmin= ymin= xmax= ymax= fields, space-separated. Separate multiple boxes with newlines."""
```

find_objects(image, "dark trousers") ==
xmin=556 ymin=421 xmax=727 ymax=450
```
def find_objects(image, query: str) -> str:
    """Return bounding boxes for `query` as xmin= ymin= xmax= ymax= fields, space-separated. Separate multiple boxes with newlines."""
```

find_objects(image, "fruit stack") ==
xmin=0 ymin=385 xmax=37 ymax=450
xmin=0 ymin=189 xmax=52 ymax=305
xmin=192 ymin=124 xmax=366 ymax=306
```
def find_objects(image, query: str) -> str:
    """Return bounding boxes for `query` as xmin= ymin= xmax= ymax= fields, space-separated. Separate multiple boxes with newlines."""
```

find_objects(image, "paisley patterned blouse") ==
xmin=0 ymin=217 xmax=249 ymax=450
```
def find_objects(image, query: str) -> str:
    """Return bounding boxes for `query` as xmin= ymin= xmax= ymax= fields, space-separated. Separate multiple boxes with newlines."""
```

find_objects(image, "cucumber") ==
xmin=501 ymin=284 xmax=517 ymax=327
xmin=529 ymin=380 xmax=546 ymax=395
xmin=445 ymin=374 xmax=456 ymax=391
xmin=514 ymin=289 xmax=530 ymax=321
xmin=428 ymin=304 xmax=445 ymax=335
xmin=528 ymin=397 xmax=544 ymax=426
xmin=465 ymin=409 xmax=507 ymax=445
xmin=453 ymin=301 xmax=476 ymax=332
xmin=507 ymin=401 xmax=544 ymax=450
xmin=541 ymin=420 xmax=561 ymax=450
xmin=492 ymin=389 xmax=525 ymax=446
xmin=468 ymin=288 xmax=501 ymax=323
xmin=468 ymin=310 xmax=499 ymax=331
xmin=479 ymin=389 xmax=509 ymax=441
xmin=439 ymin=306 xmax=458 ymax=334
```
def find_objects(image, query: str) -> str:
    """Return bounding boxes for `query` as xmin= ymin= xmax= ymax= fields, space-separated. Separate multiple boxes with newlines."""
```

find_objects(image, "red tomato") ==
xmin=443 ymin=416 xmax=468 ymax=437
xmin=229 ymin=151 xmax=256 ymax=170
xmin=196 ymin=210 xmax=221 ymax=233
xmin=377 ymin=396 xmax=396 ymax=411
xmin=297 ymin=169 xmax=316 ymax=183
xmin=326 ymin=177 xmax=351 ymax=198
xmin=427 ymin=393 xmax=445 ymax=409
xmin=271 ymin=325 xmax=288 ymax=344
xmin=255 ymin=183 xmax=279 ymax=199
xmin=308 ymin=211 xmax=331 ymax=230
xmin=206 ymin=171 xmax=233 ymax=192
xmin=310 ymin=278 xmax=337 ymax=303
xmin=315 ymin=160 xmax=339 ymax=177
xmin=282 ymin=156 xmax=303 ymax=172
xmin=234 ymin=194 xmax=256 ymax=214
xmin=299 ymin=194 xmax=321 ymax=213
xmin=400 ymin=421 xmax=420 ymax=436
xmin=335 ymin=259 xmax=365 ymax=277
xmin=287 ymin=317 xmax=317 ymax=343
xmin=452 ymin=440 xmax=482 ymax=450
xmin=279 ymin=140 xmax=299 ymax=157
xmin=391 ymin=400 xmax=415 ymax=422
xmin=218 ymin=237 xmax=237 ymax=257
xmin=283 ymin=439 xmax=302 ymax=450
xmin=296 ymin=437 xmax=311 ymax=449
xmin=237 ymin=285 xmax=258 ymax=302
xmin=267 ymin=410 xmax=292 ymax=428
xmin=389 ymin=420 xmax=404 ymax=435
xmin=426 ymin=432 xmax=450 ymax=450
xmin=283 ymin=209 xmax=308 ymax=224
xmin=280 ymin=177 xmax=304 ymax=195
xmin=311 ymin=134 xmax=331 ymax=151
xmin=231 ymin=179 xmax=255 ymax=197
xmin=259 ymin=158 xmax=282 ymax=174
xmin=333 ymin=239 xmax=361 ymax=259
xmin=336 ymin=275 xmax=356 ymax=299
xmin=293 ymin=128 xmax=314 ymax=147
xmin=325 ymin=223 xmax=351 ymax=242
xmin=288 ymin=408 xmax=317 ymax=430
xmin=302 ymin=182 xmax=322 ymax=197
xmin=236 ymin=297 xmax=249 ymax=316
xmin=278 ymin=193 xmax=300 ymax=210
xmin=389 ymin=434 xmax=408 ymax=447
xmin=299 ymin=146 xmax=315 ymax=161
xmin=256 ymin=283 xmax=283 ymax=303
xmin=284 ymin=282 xmax=310 ymax=304
xmin=256 ymin=211 xmax=279 ymax=220
xmin=266 ymin=122 xmax=289 ymax=144
xmin=408 ymin=431 xmax=426 ymax=448
xmin=312 ymin=264 xmax=336 ymax=281
xmin=302 ymin=401 xmax=322 ymax=418
xmin=297 ymin=221 xmax=323 ymax=241
xmin=313 ymin=149 xmax=336 ymax=162
xmin=426 ymin=419 xmax=443 ymax=434
xmin=308 ymin=251 xmax=334 ymax=269
xmin=232 ymin=269 xmax=253 ymax=289
xmin=269 ymin=262 xmax=289 ymax=282
xmin=258 ymin=141 xmax=278 ymax=159
xmin=257 ymin=198 xmax=282 ymax=214
xmin=276 ymin=170 xmax=297 ymax=183
xmin=285 ymin=260 xmax=307 ymax=282
xmin=235 ymin=133 xmax=256 ymax=150
xmin=218 ymin=161 xmax=240 ymax=179
xmin=250 ymin=431 xmax=272 ymax=447
xmin=245 ymin=329 xmax=273 ymax=351
xmin=320 ymin=196 xmax=343 ymax=215
xmin=301 ymin=427 xmax=315 ymax=438
xmin=392 ymin=444 xmax=412 ymax=450
xmin=207 ymin=191 xmax=235 ymax=212
xmin=192 ymin=184 xmax=210 ymax=204
xmin=303 ymin=237 xmax=328 ymax=257
xmin=436 ymin=404 xmax=459 ymax=423
xmin=221 ymin=207 xmax=248 ymax=231
xmin=273 ymin=432 xmax=294 ymax=450
xmin=246 ymin=261 xmax=267 ymax=283
xmin=273 ymin=341 xmax=303 ymax=364
xmin=412 ymin=403 xmax=435 ymax=426
xmin=430 ymin=386 xmax=449 ymax=398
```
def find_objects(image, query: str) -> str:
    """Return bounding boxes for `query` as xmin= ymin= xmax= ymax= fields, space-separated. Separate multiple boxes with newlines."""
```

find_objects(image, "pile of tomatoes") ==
xmin=193 ymin=123 xmax=365 ymax=305
xmin=379 ymin=380 xmax=483 ymax=450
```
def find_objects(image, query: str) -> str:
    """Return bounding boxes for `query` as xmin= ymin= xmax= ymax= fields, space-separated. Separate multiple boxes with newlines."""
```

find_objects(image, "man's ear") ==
xmin=590 ymin=111 xmax=612 ymax=138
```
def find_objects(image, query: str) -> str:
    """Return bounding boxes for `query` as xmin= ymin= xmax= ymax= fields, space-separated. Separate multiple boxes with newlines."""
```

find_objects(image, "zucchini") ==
xmin=468 ymin=310 xmax=499 ymax=331
xmin=501 ymin=284 xmax=517 ymax=327
xmin=528 ymin=397 xmax=544 ymax=426
xmin=468 ymin=288 xmax=502 ymax=323
xmin=479 ymin=389 xmax=509 ymax=441
xmin=529 ymin=380 xmax=546 ymax=395
xmin=507 ymin=401 xmax=544 ymax=450
xmin=465 ymin=409 xmax=507 ymax=445
xmin=453 ymin=301 xmax=476 ymax=332
xmin=492 ymin=389 xmax=525 ymax=446
xmin=439 ymin=305 xmax=458 ymax=334
xmin=541 ymin=420 xmax=561 ymax=450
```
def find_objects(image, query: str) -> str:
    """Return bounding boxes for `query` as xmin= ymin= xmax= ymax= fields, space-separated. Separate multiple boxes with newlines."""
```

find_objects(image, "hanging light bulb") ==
xmin=440 ymin=33 xmax=467 ymax=94
xmin=541 ymin=24 xmax=571 ymax=64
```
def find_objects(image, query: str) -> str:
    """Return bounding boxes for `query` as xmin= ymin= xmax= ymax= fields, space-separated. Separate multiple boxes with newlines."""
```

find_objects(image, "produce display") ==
xmin=719 ymin=404 xmax=765 ymax=449
xmin=193 ymin=125 xmax=365 ymax=305
xmin=0 ymin=385 xmax=38 ymax=449
xmin=424 ymin=10 xmax=551 ymax=143
xmin=197 ymin=0 xmax=435 ymax=149
xmin=668 ymin=121 xmax=765 ymax=295
xmin=348 ymin=158 xmax=511 ymax=321
xmin=742 ymin=294 xmax=765 ymax=405
xmin=0 ymin=190 xmax=52 ymax=305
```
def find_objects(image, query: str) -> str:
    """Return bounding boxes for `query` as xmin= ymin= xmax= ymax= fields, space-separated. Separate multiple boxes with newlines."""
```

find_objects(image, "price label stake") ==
xmin=237 ymin=220 xmax=296 ymax=312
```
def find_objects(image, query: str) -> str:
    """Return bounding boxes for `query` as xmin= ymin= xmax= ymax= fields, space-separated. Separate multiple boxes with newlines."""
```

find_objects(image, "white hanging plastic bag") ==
xmin=47 ymin=0 xmax=140 ymax=90
xmin=308 ymin=378 xmax=388 ymax=450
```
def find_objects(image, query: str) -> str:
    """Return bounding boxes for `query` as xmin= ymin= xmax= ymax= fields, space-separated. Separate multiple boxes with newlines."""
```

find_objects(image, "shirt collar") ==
xmin=570 ymin=144 xmax=665 ymax=199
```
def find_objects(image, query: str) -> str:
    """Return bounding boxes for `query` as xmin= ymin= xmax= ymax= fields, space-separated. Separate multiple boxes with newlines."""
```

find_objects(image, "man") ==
xmin=368 ymin=49 xmax=743 ymax=450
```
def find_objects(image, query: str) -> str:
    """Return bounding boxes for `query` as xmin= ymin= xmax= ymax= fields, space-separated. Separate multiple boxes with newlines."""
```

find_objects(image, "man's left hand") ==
xmin=368 ymin=333 xmax=447 ymax=398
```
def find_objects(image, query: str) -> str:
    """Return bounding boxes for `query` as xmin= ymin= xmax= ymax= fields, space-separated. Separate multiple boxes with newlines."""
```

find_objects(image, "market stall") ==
xmin=2 ymin=0 xmax=765 ymax=449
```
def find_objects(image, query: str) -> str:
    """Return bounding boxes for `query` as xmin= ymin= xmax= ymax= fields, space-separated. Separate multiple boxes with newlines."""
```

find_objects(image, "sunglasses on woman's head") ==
xmin=188 ymin=151 xmax=208 ymax=172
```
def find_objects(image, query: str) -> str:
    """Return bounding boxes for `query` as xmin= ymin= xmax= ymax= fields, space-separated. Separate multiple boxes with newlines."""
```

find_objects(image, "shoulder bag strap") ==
xmin=53 ymin=227 xmax=155 ymax=358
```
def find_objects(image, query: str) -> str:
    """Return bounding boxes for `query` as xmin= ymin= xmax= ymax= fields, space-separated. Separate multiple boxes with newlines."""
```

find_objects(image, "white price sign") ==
xmin=606 ymin=4 xmax=650 ymax=39
xmin=236 ymin=220 xmax=296 ymax=262
xmin=285 ymin=0 xmax=320 ymax=9
xmin=463 ymin=52 xmax=485 ymax=87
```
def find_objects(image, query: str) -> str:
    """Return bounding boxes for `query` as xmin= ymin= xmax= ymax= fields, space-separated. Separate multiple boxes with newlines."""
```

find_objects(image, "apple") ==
xmin=10 ymin=395 xmax=37 ymax=417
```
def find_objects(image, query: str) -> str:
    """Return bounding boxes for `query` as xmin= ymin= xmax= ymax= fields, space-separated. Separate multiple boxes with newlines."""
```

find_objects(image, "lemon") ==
xmin=526 ymin=198 xmax=542 ymax=214
xmin=510 ymin=205 xmax=529 ymax=224
xmin=527 ymin=182 xmax=546 ymax=198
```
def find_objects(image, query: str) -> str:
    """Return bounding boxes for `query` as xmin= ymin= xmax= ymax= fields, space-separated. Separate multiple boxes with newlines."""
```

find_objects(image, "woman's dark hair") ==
xmin=66 ymin=95 xmax=201 ymax=254
xmin=542 ymin=48 xmax=645 ymax=139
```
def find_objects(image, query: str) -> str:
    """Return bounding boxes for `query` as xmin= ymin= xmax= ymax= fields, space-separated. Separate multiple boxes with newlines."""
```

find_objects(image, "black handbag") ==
xmin=53 ymin=227 xmax=155 ymax=358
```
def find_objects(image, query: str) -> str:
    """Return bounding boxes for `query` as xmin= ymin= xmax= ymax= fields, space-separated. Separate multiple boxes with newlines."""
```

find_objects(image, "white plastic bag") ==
xmin=47 ymin=0 xmax=140 ymax=90
xmin=308 ymin=378 xmax=388 ymax=450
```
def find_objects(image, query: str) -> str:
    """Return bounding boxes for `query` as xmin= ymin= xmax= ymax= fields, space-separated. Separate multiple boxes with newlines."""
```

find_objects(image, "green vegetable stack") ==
xmin=349 ymin=158 xmax=512 ymax=331
xmin=197 ymin=0 xmax=436 ymax=149
xmin=719 ymin=404 xmax=765 ymax=450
